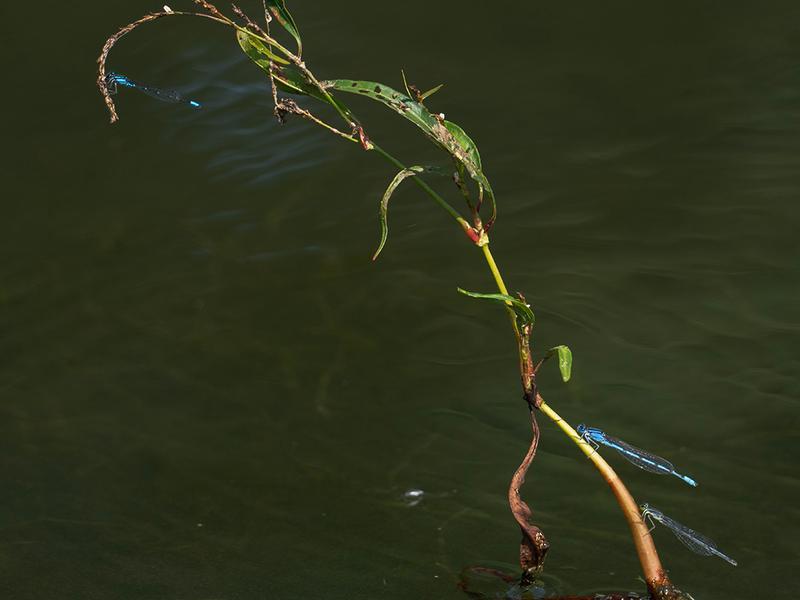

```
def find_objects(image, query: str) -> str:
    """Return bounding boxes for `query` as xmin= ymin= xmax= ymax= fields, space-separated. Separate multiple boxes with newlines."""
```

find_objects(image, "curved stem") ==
xmin=537 ymin=399 xmax=668 ymax=591
xmin=509 ymin=408 xmax=549 ymax=578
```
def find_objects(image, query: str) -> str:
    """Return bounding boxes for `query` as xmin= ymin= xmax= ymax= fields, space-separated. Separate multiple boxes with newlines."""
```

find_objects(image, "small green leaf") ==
xmin=457 ymin=288 xmax=535 ymax=328
xmin=420 ymin=83 xmax=444 ymax=101
xmin=545 ymin=345 xmax=573 ymax=383
xmin=265 ymin=0 xmax=302 ymax=56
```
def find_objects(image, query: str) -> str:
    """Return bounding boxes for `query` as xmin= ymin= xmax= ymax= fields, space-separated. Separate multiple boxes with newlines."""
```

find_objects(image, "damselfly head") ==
xmin=576 ymin=424 xmax=586 ymax=436
xmin=105 ymin=73 xmax=128 ymax=86
xmin=639 ymin=503 xmax=650 ymax=513
xmin=105 ymin=72 xmax=121 ymax=94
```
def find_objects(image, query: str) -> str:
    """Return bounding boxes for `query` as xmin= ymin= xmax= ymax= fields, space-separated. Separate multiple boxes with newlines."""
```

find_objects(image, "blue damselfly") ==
xmin=105 ymin=73 xmax=201 ymax=109
xmin=576 ymin=424 xmax=697 ymax=487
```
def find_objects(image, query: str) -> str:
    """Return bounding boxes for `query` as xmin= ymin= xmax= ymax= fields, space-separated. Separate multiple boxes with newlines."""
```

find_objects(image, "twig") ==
xmin=96 ymin=8 xmax=231 ymax=123
xmin=97 ymin=12 xmax=168 ymax=123
xmin=193 ymin=0 xmax=232 ymax=23
xmin=274 ymin=98 xmax=359 ymax=144
xmin=231 ymin=3 xmax=269 ymax=38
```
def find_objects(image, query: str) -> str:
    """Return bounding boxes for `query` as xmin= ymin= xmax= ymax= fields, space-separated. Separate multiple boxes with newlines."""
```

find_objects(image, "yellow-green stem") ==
xmin=481 ymin=244 xmax=521 ymax=341
xmin=481 ymin=244 xmax=510 ymax=295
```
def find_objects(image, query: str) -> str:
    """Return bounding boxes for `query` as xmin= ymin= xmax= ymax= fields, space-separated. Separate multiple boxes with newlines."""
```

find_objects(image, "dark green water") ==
xmin=2 ymin=1 xmax=799 ymax=598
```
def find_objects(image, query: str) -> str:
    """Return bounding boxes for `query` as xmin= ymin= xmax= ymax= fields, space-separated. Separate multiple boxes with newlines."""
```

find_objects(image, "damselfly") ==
xmin=576 ymin=424 xmax=697 ymax=487
xmin=640 ymin=503 xmax=737 ymax=566
xmin=105 ymin=73 xmax=201 ymax=109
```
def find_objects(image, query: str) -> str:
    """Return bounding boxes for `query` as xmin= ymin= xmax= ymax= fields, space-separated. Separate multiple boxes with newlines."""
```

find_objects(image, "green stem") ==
xmin=481 ymin=244 xmax=510 ymax=295
xmin=482 ymin=244 xmax=522 ymax=340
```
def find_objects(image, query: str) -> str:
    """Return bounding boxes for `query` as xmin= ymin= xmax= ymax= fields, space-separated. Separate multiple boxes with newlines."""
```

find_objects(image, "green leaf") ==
xmin=323 ymin=79 xmax=494 ymax=206
xmin=236 ymin=29 xmax=290 ymax=65
xmin=265 ymin=0 xmax=302 ymax=56
xmin=373 ymin=166 xmax=443 ymax=260
xmin=326 ymin=79 xmax=437 ymax=137
xmin=237 ymin=31 xmax=332 ymax=104
xmin=457 ymin=288 xmax=535 ymax=328
xmin=545 ymin=345 xmax=573 ymax=383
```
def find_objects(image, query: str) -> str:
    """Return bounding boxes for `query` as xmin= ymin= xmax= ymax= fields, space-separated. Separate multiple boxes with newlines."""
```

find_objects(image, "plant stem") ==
xmin=482 ymin=241 xmax=669 ymax=593
xmin=481 ymin=244 xmax=523 ymax=344
xmin=481 ymin=244 xmax=509 ymax=295
xmin=537 ymin=400 xmax=667 ymax=590
xmin=98 ymin=7 xmax=676 ymax=592
xmin=323 ymin=67 xmax=671 ymax=597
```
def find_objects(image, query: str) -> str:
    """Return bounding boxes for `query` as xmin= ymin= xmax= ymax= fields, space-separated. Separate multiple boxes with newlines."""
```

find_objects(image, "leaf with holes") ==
xmin=323 ymin=79 xmax=494 ymax=208
xmin=457 ymin=288 xmax=535 ymax=328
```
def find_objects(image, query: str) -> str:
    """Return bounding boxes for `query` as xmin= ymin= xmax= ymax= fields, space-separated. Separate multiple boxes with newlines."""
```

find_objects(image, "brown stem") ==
xmin=231 ymin=3 xmax=269 ymax=38
xmin=508 ymin=406 xmax=549 ymax=581
xmin=97 ymin=12 xmax=167 ymax=123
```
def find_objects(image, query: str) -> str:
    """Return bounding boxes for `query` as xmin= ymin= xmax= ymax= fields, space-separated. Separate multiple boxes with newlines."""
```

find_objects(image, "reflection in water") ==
xmin=403 ymin=488 xmax=425 ymax=507
xmin=145 ymin=47 xmax=334 ymax=188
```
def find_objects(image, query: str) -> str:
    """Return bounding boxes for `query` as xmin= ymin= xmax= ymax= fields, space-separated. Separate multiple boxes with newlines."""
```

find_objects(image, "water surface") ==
xmin=2 ymin=1 xmax=799 ymax=598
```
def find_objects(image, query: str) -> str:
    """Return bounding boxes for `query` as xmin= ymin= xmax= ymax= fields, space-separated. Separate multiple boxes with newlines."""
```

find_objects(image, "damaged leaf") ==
xmin=323 ymin=79 xmax=495 ymax=216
